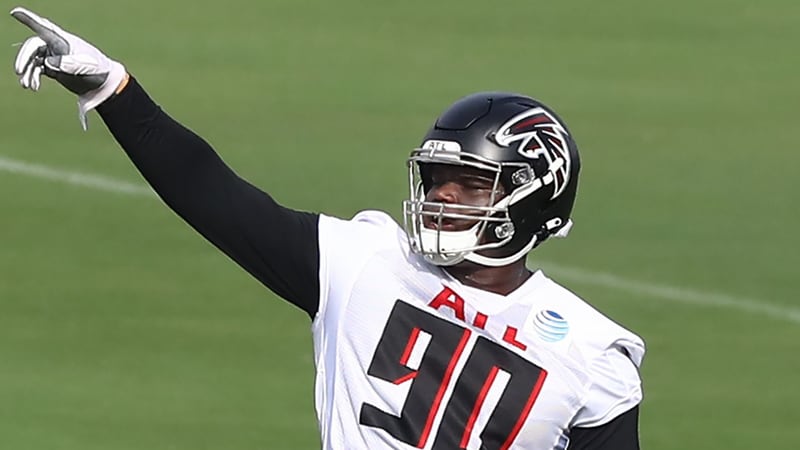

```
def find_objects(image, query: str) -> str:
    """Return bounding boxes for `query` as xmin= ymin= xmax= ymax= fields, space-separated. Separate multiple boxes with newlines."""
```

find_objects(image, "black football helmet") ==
xmin=402 ymin=92 xmax=581 ymax=267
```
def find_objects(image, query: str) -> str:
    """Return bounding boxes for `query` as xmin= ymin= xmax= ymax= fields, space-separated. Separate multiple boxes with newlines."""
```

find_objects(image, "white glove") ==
xmin=10 ymin=6 xmax=127 ymax=130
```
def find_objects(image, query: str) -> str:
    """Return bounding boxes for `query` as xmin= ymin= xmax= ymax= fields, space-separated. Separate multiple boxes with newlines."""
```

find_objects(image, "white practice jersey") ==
xmin=313 ymin=211 xmax=645 ymax=450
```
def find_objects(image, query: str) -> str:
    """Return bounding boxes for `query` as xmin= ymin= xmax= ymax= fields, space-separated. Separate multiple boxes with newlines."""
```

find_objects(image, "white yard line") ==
xmin=2 ymin=154 xmax=797 ymax=325
xmin=0 ymin=155 xmax=153 ymax=196
xmin=539 ymin=262 xmax=800 ymax=324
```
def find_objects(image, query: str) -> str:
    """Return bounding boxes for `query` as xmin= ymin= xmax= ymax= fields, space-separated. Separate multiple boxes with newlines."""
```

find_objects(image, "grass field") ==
xmin=1 ymin=0 xmax=798 ymax=449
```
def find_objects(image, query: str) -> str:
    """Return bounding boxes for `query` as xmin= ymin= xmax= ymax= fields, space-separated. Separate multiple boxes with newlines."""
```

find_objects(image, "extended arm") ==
xmin=98 ymin=78 xmax=321 ymax=316
xmin=11 ymin=7 xmax=321 ymax=316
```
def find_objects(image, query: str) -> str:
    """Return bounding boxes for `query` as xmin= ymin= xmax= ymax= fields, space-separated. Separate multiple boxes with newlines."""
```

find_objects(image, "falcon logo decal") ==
xmin=495 ymin=107 xmax=572 ymax=199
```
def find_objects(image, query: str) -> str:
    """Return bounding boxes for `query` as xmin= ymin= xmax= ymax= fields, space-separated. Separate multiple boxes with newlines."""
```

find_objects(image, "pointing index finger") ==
xmin=10 ymin=7 xmax=70 ymax=54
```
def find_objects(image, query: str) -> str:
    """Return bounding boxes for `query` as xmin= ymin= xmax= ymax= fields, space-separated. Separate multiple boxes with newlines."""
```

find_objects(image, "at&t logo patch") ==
xmin=532 ymin=310 xmax=569 ymax=342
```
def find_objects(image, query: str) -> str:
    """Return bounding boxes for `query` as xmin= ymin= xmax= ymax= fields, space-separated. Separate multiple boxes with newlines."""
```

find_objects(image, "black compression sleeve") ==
xmin=96 ymin=77 xmax=321 ymax=317
xmin=567 ymin=405 xmax=640 ymax=450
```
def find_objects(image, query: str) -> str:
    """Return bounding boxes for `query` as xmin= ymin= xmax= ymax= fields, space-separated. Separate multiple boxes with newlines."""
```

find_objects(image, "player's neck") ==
xmin=444 ymin=259 xmax=532 ymax=296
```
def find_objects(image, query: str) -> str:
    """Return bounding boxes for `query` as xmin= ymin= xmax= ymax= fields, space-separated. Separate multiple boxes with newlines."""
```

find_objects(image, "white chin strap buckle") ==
xmin=549 ymin=218 xmax=573 ymax=238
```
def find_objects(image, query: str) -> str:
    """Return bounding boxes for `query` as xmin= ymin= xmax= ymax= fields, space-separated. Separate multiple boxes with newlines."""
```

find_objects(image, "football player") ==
xmin=10 ymin=7 xmax=645 ymax=449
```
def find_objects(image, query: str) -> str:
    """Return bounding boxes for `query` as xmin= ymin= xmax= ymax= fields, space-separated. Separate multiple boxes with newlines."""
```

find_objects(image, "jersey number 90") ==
xmin=359 ymin=301 xmax=547 ymax=449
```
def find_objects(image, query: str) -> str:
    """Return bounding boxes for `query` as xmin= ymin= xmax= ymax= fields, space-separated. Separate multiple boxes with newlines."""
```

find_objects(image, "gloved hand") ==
xmin=10 ymin=6 xmax=127 ymax=130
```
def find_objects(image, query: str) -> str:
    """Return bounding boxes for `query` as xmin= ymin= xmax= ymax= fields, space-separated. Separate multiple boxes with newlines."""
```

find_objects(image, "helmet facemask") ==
xmin=403 ymin=147 xmax=534 ymax=267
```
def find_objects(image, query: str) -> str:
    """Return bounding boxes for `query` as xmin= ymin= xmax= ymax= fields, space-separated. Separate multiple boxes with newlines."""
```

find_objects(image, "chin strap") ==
xmin=464 ymin=236 xmax=537 ymax=267
xmin=463 ymin=218 xmax=573 ymax=267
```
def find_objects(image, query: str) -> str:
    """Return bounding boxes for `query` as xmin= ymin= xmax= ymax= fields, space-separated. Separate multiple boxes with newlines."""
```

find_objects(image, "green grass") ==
xmin=1 ymin=0 xmax=798 ymax=448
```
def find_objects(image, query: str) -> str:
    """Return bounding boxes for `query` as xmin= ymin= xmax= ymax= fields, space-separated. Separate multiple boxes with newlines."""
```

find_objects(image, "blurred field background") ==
xmin=1 ymin=0 xmax=798 ymax=449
